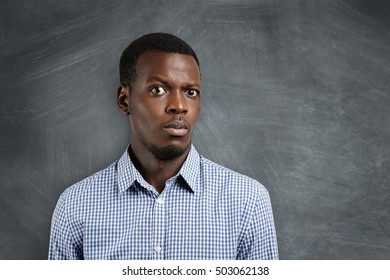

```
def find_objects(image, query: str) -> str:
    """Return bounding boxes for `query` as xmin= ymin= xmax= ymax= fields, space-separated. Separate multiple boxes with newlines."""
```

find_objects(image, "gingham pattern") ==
xmin=48 ymin=146 xmax=278 ymax=260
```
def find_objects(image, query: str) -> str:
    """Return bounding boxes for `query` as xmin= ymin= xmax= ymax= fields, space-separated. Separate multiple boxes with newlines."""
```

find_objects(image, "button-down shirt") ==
xmin=48 ymin=146 xmax=278 ymax=259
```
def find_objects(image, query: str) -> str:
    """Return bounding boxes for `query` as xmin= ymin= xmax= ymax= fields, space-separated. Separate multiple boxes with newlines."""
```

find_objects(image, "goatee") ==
xmin=148 ymin=144 xmax=189 ymax=160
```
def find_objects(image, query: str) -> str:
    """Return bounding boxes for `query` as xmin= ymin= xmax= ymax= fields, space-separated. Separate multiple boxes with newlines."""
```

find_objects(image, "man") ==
xmin=48 ymin=33 xmax=278 ymax=260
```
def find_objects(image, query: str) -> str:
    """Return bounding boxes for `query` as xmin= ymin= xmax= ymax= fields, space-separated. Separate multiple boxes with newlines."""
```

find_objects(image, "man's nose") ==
xmin=166 ymin=90 xmax=188 ymax=114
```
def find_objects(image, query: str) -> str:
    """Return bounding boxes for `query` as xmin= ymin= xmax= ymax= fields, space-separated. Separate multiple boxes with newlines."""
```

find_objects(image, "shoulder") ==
xmin=57 ymin=161 xmax=118 ymax=205
xmin=199 ymin=155 xmax=270 ymax=200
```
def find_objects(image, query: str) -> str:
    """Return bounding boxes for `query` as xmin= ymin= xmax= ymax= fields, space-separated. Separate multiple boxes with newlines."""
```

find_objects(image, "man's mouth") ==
xmin=163 ymin=120 xmax=189 ymax=137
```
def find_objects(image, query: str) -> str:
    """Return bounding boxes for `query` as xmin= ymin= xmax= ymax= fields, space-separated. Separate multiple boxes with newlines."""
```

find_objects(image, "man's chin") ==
xmin=148 ymin=144 xmax=190 ymax=160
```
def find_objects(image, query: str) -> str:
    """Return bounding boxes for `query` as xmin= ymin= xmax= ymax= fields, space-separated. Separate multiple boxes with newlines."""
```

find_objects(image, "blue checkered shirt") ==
xmin=49 ymin=145 xmax=278 ymax=260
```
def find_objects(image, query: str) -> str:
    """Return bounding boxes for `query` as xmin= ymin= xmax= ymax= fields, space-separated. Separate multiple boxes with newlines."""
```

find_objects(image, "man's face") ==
xmin=118 ymin=51 xmax=201 ymax=160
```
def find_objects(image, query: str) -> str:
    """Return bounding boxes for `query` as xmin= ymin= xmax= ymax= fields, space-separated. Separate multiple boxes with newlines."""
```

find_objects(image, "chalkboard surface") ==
xmin=1 ymin=0 xmax=389 ymax=259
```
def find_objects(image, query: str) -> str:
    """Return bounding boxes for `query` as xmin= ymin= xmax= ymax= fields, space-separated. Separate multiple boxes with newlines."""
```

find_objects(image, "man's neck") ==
xmin=128 ymin=144 xmax=190 ymax=193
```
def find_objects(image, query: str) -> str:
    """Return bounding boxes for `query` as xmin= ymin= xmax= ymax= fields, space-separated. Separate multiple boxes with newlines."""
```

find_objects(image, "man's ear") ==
xmin=117 ymin=84 xmax=131 ymax=115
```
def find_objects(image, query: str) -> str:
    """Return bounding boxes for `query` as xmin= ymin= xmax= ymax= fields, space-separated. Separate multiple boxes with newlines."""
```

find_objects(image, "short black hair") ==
xmin=119 ymin=32 xmax=200 ymax=86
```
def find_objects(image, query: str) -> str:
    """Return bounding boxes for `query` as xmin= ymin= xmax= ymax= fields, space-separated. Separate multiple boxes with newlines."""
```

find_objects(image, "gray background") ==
xmin=1 ymin=0 xmax=389 ymax=259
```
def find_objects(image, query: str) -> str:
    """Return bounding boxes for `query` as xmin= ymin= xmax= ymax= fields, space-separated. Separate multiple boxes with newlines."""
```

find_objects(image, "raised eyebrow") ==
xmin=184 ymin=83 xmax=202 ymax=90
xmin=149 ymin=76 xmax=172 ymax=89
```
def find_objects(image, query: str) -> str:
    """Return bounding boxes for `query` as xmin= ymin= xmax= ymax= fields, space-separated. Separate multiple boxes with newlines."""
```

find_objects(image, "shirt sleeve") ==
xmin=237 ymin=186 xmax=279 ymax=260
xmin=48 ymin=190 xmax=83 ymax=260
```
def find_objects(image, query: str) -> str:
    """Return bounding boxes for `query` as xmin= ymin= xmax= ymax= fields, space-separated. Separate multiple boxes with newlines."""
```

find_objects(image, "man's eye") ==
xmin=150 ymin=86 xmax=167 ymax=95
xmin=187 ymin=89 xmax=199 ymax=97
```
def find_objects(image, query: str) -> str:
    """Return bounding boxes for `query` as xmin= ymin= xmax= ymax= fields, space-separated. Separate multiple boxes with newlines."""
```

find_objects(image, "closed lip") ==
xmin=163 ymin=120 xmax=189 ymax=136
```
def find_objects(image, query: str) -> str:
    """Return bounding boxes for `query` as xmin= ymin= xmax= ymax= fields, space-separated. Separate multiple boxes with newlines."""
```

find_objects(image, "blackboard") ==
xmin=1 ymin=0 xmax=389 ymax=259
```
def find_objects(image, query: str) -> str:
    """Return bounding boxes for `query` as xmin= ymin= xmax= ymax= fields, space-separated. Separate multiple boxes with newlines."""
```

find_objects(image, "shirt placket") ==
xmin=151 ymin=188 xmax=167 ymax=259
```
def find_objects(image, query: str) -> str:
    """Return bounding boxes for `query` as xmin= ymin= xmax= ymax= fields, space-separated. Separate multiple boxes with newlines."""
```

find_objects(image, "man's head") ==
xmin=119 ymin=33 xmax=200 ymax=88
xmin=117 ymin=33 xmax=201 ymax=161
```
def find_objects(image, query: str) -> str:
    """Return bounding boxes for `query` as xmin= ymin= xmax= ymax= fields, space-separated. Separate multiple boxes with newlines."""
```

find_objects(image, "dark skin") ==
xmin=117 ymin=51 xmax=202 ymax=193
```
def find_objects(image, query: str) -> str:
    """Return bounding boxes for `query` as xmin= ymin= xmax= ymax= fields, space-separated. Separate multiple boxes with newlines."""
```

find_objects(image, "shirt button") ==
xmin=154 ymin=245 xmax=161 ymax=253
xmin=156 ymin=198 xmax=164 ymax=205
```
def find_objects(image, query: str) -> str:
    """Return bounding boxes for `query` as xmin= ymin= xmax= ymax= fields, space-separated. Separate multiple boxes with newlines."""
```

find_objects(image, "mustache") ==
xmin=163 ymin=119 xmax=190 ymax=130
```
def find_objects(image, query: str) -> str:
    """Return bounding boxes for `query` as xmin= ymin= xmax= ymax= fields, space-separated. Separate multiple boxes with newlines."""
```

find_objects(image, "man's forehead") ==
xmin=137 ymin=51 xmax=198 ymax=67
xmin=135 ymin=51 xmax=201 ymax=78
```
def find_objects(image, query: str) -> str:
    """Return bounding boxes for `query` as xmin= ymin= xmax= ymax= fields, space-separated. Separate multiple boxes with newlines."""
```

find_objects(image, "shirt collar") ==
xmin=117 ymin=145 xmax=200 ymax=195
